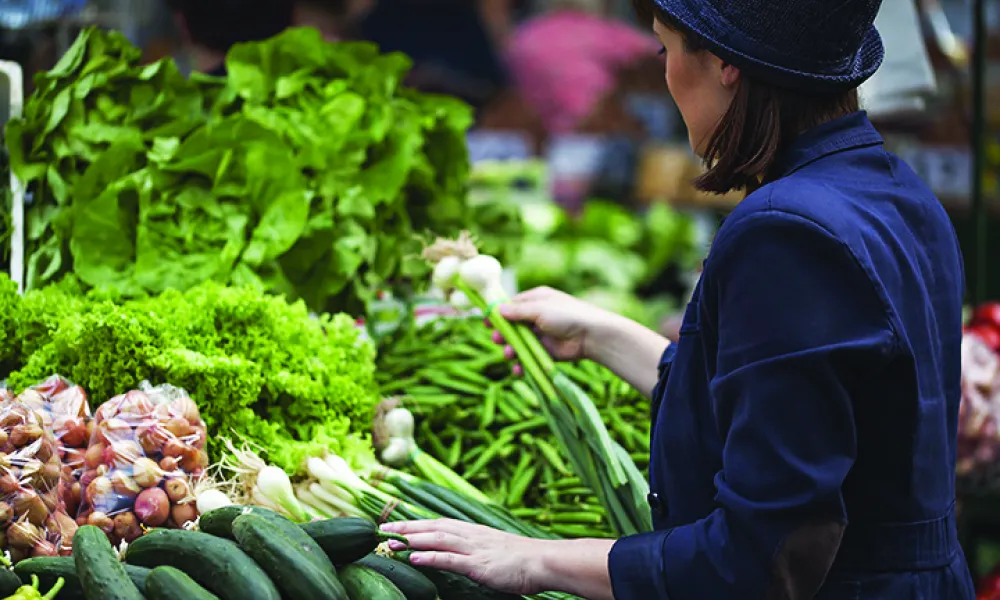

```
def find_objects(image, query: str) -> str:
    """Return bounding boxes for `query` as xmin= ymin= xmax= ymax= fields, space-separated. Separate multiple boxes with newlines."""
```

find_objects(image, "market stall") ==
xmin=0 ymin=0 xmax=996 ymax=597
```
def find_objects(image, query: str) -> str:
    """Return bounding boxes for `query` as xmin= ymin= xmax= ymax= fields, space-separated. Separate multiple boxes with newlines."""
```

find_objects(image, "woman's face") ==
xmin=653 ymin=20 xmax=739 ymax=157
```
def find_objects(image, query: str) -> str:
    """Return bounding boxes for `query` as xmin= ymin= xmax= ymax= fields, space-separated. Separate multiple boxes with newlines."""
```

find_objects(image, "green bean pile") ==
xmin=376 ymin=316 xmax=651 ymax=537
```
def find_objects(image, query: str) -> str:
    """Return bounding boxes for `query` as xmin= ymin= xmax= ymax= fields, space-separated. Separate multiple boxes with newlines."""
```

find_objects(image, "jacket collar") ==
xmin=769 ymin=111 xmax=884 ymax=180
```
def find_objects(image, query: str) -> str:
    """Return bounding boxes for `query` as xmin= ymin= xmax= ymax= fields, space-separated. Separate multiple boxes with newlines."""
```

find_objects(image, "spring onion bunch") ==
xmin=374 ymin=399 xmax=494 ymax=505
xmin=423 ymin=233 xmax=652 ymax=536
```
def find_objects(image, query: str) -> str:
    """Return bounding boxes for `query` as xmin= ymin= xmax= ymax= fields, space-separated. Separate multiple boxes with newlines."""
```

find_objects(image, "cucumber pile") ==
xmin=4 ymin=506 xmax=529 ymax=600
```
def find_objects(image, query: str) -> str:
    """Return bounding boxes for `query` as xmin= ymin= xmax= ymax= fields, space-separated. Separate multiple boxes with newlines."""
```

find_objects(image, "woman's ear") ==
xmin=720 ymin=62 xmax=741 ymax=88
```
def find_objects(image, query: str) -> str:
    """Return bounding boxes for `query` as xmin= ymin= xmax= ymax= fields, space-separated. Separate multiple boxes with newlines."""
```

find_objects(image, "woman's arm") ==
xmin=585 ymin=312 xmax=670 ymax=398
xmin=379 ymin=520 xmax=617 ymax=599
xmin=535 ymin=539 xmax=616 ymax=600
xmin=499 ymin=287 xmax=670 ymax=399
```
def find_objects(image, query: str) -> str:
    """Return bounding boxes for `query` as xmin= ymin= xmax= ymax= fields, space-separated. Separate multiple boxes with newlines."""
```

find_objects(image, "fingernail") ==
xmin=380 ymin=523 xmax=399 ymax=532
xmin=409 ymin=552 xmax=425 ymax=565
xmin=387 ymin=540 xmax=406 ymax=551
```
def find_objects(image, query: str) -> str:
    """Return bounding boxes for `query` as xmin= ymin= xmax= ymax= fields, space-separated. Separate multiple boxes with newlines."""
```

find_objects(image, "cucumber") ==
xmin=146 ymin=566 xmax=219 ymax=600
xmin=199 ymin=505 xmax=333 ymax=571
xmin=124 ymin=528 xmax=280 ymax=600
xmin=0 ymin=568 xmax=20 ymax=596
xmin=73 ymin=525 xmax=145 ymax=600
xmin=356 ymin=554 xmax=437 ymax=600
xmin=232 ymin=514 xmax=348 ymax=600
xmin=395 ymin=551 xmax=523 ymax=600
xmin=14 ymin=557 xmax=151 ymax=599
xmin=338 ymin=564 xmax=406 ymax=600
xmin=301 ymin=517 xmax=383 ymax=564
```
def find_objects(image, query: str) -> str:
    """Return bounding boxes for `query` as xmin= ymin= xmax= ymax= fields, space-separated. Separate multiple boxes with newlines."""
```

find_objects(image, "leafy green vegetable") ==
xmin=6 ymin=27 xmax=483 ymax=315
xmin=0 ymin=274 xmax=378 ymax=473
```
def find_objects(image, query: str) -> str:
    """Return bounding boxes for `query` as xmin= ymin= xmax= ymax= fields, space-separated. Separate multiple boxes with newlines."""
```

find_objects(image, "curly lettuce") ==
xmin=0 ymin=275 xmax=377 ymax=473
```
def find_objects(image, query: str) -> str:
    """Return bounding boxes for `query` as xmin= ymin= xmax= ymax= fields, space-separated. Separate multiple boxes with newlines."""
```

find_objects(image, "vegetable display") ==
xmin=376 ymin=314 xmax=649 ymax=536
xmin=0 ymin=503 xmax=571 ymax=600
xmin=0 ymin=392 xmax=72 ymax=562
xmin=70 ymin=383 xmax=206 ymax=539
xmin=0 ymin=275 xmax=378 ymax=472
xmin=960 ymin=302 xmax=1000 ymax=486
xmin=5 ymin=26 xmax=483 ymax=316
xmin=422 ymin=234 xmax=651 ymax=537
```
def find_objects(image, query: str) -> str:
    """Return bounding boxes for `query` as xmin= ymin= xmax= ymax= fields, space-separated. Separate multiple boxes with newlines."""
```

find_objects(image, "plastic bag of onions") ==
xmin=72 ymin=382 xmax=208 ymax=546
xmin=0 ymin=397 xmax=75 ymax=562
xmin=15 ymin=375 xmax=91 ymax=479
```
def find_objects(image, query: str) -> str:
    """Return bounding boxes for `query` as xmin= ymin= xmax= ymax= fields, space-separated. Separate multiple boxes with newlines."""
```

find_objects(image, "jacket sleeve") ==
xmin=608 ymin=210 xmax=896 ymax=600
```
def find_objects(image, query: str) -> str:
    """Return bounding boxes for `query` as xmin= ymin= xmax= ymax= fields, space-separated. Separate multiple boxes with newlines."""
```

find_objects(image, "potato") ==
xmin=56 ymin=417 xmax=89 ymax=448
xmin=170 ymin=502 xmax=197 ymax=528
xmin=109 ymin=471 xmax=140 ymax=498
xmin=135 ymin=488 xmax=170 ymax=527
xmin=132 ymin=458 xmax=162 ymax=489
xmin=10 ymin=424 xmax=43 ymax=448
xmin=164 ymin=478 xmax=190 ymax=504
xmin=162 ymin=439 xmax=186 ymax=459
xmin=84 ymin=443 xmax=106 ymax=470
xmin=103 ymin=440 xmax=141 ymax=470
xmin=85 ymin=476 xmax=113 ymax=507
xmin=159 ymin=457 xmax=179 ymax=472
xmin=164 ymin=418 xmax=193 ymax=440
xmin=88 ymin=511 xmax=114 ymax=535
xmin=136 ymin=424 xmax=168 ymax=455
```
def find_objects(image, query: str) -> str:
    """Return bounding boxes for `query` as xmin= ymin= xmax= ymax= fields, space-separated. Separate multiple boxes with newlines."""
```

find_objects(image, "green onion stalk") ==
xmin=373 ymin=398 xmax=494 ymax=505
xmin=423 ymin=233 xmax=652 ymax=537
xmin=284 ymin=445 xmax=563 ymax=541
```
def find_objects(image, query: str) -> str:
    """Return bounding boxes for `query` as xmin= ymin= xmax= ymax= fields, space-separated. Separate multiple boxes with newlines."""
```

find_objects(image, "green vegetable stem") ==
xmin=4 ymin=575 xmax=64 ymax=600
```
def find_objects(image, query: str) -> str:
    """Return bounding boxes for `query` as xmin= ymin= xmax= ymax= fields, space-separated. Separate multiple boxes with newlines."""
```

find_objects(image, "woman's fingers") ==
xmin=408 ymin=550 xmax=474 ymax=574
xmin=498 ymin=299 xmax=544 ymax=323
xmin=510 ymin=286 xmax=558 ymax=303
xmin=397 ymin=531 xmax=471 ymax=554
xmin=381 ymin=518 xmax=476 ymax=536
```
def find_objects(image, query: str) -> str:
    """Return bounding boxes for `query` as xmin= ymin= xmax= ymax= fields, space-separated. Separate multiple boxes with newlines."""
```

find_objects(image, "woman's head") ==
xmin=632 ymin=0 xmax=879 ymax=193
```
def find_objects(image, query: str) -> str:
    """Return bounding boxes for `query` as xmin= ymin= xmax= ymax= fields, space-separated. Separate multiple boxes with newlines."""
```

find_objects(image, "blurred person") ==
xmin=505 ymin=0 xmax=658 ymax=134
xmin=380 ymin=0 xmax=976 ymax=598
xmin=293 ymin=0 xmax=374 ymax=41
xmin=358 ymin=0 xmax=508 ymax=110
xmin=165 ymin=0 xmax=294 ymax=75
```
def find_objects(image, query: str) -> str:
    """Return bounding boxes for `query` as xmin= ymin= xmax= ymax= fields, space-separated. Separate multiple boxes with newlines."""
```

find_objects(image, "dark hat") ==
xmin=651 ymin=0 xmax=885 ymax=92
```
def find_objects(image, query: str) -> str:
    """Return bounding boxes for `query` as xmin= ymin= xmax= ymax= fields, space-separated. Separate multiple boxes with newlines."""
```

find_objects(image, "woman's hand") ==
xmin=498 ymin=286 xmax=670 ymax=399
xmin=380 ymin=519 xmax=618 ymax=600
xmin=498 ymin=286 xmax=612 ymax=361
xmin=381 ymin=519 xmax=548 ymax=595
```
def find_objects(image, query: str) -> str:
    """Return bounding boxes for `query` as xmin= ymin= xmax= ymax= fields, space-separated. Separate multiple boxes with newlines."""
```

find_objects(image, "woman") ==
xmin=382 ymin=0 xmax=977 ymax=597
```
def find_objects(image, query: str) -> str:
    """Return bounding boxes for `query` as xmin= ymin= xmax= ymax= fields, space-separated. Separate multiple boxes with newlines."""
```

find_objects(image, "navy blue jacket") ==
xmin=608 ymin=112 xmax=976 ymax=599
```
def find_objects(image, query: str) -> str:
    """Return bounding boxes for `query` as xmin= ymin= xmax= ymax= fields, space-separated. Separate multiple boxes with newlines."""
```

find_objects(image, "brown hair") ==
xmin=632 ymin=0 xmax=859 ymax=194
